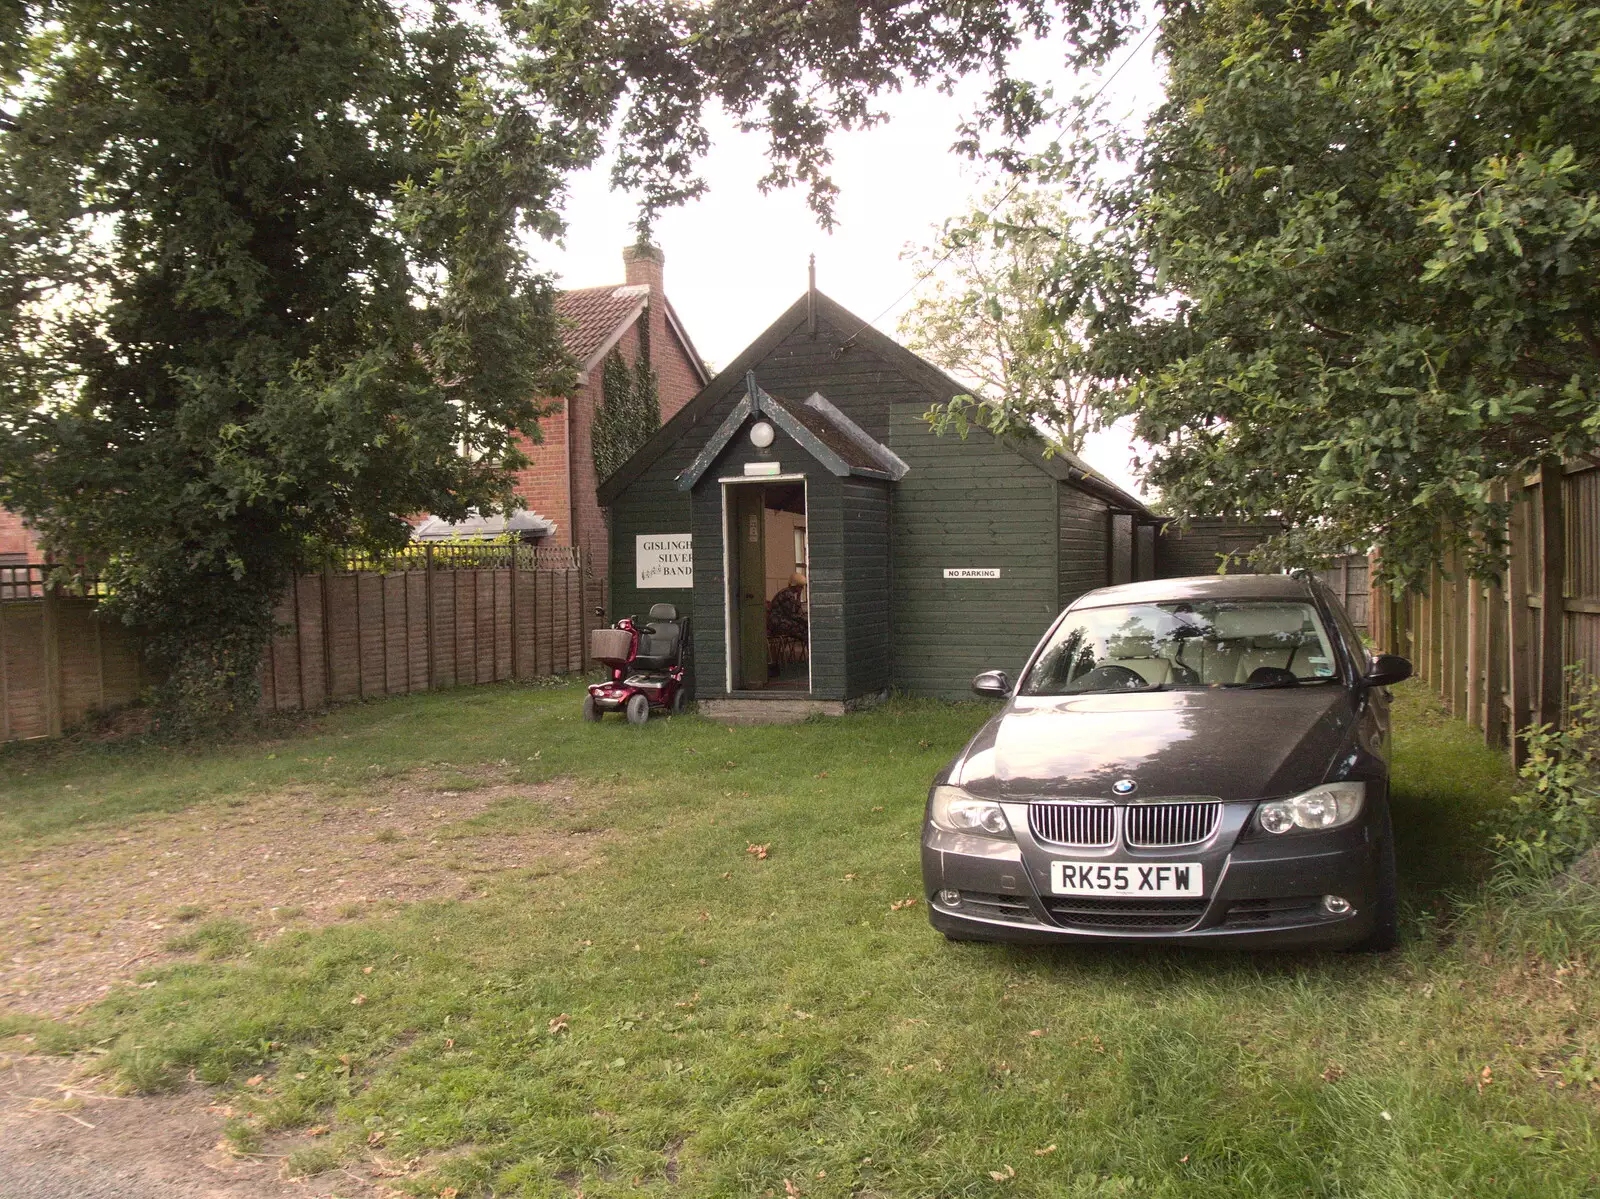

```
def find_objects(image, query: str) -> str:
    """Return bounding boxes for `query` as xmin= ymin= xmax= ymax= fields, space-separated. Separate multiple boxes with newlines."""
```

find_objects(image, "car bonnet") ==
xmin=953 ymin=686 xmax=1354 ymax=803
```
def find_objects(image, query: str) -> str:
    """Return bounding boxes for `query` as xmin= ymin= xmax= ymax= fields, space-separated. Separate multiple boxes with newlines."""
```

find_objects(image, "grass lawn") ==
xmin=3 ymin=680 xmax=1599 ymax=1197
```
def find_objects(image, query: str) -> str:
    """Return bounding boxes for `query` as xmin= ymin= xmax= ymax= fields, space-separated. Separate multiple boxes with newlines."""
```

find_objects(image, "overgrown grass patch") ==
xmin=7 ymin=680 xmax=1599 ymax=1196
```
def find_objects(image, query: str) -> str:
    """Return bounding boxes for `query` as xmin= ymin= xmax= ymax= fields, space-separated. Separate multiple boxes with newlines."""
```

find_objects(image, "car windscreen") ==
xmin=1019 ymin=600 xmax=1341 ymax=695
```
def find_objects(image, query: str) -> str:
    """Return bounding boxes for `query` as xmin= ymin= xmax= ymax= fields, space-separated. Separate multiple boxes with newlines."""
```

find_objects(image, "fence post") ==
xmin=1485 ymin=568 xmax=1507 ymax=749
xmin=425 ymin=544 xmax=436 ymax=691
xmin=316 ymin=564 xmax=332 ymax=703
xmin=510 ymin=544 xmax=521 ymax=681
xmin=1453 ymin=553 xmax=1470 ymax=717
xmin=1465 ymin=570 xmax=1483 ymax=729
xmin=41 ymin=580 xmax=62 ymax=738
xmin=1507 ymin=481 xmax=1535 ymax=767
xmin=1538 ymin=458 xmax=1566 ymax=727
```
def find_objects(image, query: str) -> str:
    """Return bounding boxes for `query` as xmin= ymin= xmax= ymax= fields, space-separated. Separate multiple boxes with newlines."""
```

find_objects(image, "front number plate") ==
xmin=1051 ymin=861 xmax=1203 ymax=898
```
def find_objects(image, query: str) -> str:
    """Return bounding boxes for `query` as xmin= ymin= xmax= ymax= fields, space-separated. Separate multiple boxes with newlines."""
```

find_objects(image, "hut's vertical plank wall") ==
xmin=2 ymin=549 xmax=592 ymax=742
xmin=1371 ymin=459 xmax=1598 ymax=763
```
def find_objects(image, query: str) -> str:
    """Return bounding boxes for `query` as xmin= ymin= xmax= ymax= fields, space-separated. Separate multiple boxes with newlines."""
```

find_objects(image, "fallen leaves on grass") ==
xmin=988 ymin=1164 xmax=1016 ymax=1181
xmin=784 ymin=1179 xmax=802 ymax=1197
xmin=548 ymin=1014 xmax=570 ymax=1034
xmin=351 ymin=994 xmax=367 ymax=1006
xmin=1027 ymin=1029 xmax=1045 ymax=1038
xmin=306 ymin=1125 xmax=329 ymax=1137
xmin=1034 ymin=1145 xmax=1056 ymax=1157
xmin=889 ymin=897 xmax=919 ymax=912
xmin=1478 ymin=1064 xmax=1494 ymax=1093
xmin=1321 ymin=1062 xmax=1345 ymax=1082
xmin=746 ymin=844 xmax=771 ymax=861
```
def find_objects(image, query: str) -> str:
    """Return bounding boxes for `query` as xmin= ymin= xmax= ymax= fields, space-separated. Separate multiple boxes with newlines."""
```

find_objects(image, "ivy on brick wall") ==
xmin=592 ymin=337 xmax=660 ymax=486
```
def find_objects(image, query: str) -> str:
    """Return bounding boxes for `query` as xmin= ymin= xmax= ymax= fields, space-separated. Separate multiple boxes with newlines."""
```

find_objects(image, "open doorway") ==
xmin=726 ymin=480 xmax=809 ymax=692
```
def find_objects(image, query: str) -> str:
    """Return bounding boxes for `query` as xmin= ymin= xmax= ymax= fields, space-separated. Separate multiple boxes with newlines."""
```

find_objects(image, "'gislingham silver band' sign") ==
xmin=637 ymin=534 xmax=693 ymax=588
xmin=943 ymin=568 xmax=1001 ymax=579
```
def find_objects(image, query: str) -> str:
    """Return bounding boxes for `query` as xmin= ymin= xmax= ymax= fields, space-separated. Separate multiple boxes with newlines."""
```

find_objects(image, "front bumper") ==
xmin=921 ymin=801 xmax=1381 ymax=949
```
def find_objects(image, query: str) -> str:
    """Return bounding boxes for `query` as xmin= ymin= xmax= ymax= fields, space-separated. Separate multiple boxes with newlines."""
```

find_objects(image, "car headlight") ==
xmin=1256 ymin=782 xmax=1365 ymax=834
xmin=929 ymin=785 xmax=1013 ymax=839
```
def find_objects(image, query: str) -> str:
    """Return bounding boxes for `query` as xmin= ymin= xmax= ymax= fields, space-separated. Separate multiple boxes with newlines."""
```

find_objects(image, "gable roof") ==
xmin=556 ymin=284 xmax=650 ymax=371
xmin=676 ymin=376 xmax=910 ymax=490
xmin=555 ymin=284 xmax=712 ymax=387
xmin=597 ymin=288 xmax=1151 ymax=516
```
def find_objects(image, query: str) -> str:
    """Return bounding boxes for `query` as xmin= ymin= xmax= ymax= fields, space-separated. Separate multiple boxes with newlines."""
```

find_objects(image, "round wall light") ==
xmin=748 ymin=420 xmax=776 ymax=449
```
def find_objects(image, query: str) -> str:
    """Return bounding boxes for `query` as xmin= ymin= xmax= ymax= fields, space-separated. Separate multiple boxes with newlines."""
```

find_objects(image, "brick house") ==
xmin=418 ymin=244 xmax=709 ymax=607
xmin=0 ymin=506 xmax=39 ymax=565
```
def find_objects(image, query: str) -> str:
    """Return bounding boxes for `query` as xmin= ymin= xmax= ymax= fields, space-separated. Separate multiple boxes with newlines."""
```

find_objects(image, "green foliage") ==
xmin=905 ymin=187 xmax=1098 ymax=454
xmin=1487 ymin=670 xmax=1600 ymax=891
xmin=1024 ymin=0 xmax=1600 ymax=583
xmin=592 ymin=333 xmax=660 ymax=486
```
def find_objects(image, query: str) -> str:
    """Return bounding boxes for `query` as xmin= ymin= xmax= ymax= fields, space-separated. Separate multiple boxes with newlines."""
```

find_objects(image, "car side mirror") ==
xmin=1362 ymin=653 xmax=1412 ymax=687
xmin=972 ymin=670 xmax=1012 ymax=699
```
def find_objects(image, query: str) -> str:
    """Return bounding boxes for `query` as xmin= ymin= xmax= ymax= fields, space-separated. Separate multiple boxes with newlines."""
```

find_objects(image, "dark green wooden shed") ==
xmin=598 ymin=289 xmax=1169 ymax=718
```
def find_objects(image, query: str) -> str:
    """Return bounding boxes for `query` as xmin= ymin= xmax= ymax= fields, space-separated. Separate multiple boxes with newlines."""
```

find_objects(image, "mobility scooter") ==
xmin=584 ymin=604 xmax=690 ymax=724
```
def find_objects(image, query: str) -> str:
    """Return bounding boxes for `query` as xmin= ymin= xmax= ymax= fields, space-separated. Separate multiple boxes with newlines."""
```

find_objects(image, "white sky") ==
xmin=528 ymin=22 xmax=1164 ymax=499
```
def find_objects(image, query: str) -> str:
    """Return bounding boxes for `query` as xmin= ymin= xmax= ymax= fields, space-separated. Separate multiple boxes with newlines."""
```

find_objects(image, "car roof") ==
xmin=1069 ymin=573 xmax=1318 ymax=609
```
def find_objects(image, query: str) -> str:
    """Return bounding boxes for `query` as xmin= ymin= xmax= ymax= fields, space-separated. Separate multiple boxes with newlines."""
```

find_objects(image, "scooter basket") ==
xmin=590 ymin=627 xmax=634 ymax=667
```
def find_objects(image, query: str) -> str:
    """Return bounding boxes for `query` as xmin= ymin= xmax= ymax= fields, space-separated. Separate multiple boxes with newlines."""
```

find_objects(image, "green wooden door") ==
xmin=733 ymin=485 xmax=768 ymax=689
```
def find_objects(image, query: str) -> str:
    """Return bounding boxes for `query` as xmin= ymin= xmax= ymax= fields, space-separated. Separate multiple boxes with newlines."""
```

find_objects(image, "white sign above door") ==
xmin=637 ymin=534 xmax=693 ymax=588
xmin=943 ymin=568 xmax=1001 ymax=579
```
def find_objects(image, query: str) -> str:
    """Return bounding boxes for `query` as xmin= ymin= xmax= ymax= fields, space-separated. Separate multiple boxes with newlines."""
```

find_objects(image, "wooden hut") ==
xmin=599 ymin=288 xmax=1234 ymax=720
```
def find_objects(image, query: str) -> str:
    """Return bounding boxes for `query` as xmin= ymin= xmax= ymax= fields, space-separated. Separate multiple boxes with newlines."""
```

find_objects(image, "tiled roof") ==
xmin=554 ymin=284 xmax=649 ymax=366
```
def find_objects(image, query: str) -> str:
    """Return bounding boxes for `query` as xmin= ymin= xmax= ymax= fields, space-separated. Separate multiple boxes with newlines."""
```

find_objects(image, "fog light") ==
xmin=1322 ymin=894 xmax=1352 ymax=915
xmin=938 ymin=889 xmax=962 ymax=907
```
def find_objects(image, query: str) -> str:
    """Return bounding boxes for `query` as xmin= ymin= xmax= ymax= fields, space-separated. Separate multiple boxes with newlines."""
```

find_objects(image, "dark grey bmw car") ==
xmin=922 ymin=573 xmax=1412 ymax=951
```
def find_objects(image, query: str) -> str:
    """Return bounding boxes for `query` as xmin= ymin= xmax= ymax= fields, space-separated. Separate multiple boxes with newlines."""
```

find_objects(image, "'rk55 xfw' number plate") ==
xmin=1050 ymin=861 xmax=1203 ymax=898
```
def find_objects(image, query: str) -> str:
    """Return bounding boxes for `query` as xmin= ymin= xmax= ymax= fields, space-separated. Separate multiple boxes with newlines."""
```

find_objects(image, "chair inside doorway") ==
xmin=729 ymin=481 xmax=809 ymax=691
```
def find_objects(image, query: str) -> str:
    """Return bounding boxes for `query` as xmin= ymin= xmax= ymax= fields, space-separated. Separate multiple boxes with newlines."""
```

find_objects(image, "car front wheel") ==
xmin=1348 ymin=802 xmax=1398 ymax=953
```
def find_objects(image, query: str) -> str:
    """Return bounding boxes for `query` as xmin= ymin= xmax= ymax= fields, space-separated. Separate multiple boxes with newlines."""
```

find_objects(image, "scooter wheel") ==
xmin=670 ymin=688 xmax=688 ymax=716
xmin=582 ymin=696 xmax=603 ymax=723
xmin=625 ymin=693 xmax=650 ymax=725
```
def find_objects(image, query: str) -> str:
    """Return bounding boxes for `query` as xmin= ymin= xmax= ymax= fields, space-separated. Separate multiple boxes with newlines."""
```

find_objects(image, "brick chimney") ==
xmin=622 ymin=242 xmax=673 ymax=416
xmin=622 ymin=241 xmax=665 ymax=296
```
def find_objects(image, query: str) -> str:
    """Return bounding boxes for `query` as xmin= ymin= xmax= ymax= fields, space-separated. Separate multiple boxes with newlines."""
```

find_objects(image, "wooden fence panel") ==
xmin=1 ymin=592 xmax=141 ymax=741
xmin=1372 ymin=459 xmax=1598 ymax=763
xmin=2 ymin=601 xmax=47 ymax=739
xmin=1316 ymin=554 xmax=1371 ymax=634
xmin=4 ymin=551 xmax=587 ymax=741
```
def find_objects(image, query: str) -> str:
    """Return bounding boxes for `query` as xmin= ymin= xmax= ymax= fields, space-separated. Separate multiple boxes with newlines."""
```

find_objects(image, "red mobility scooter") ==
xmin=584 ymin=604 xmax=690 ymax=724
